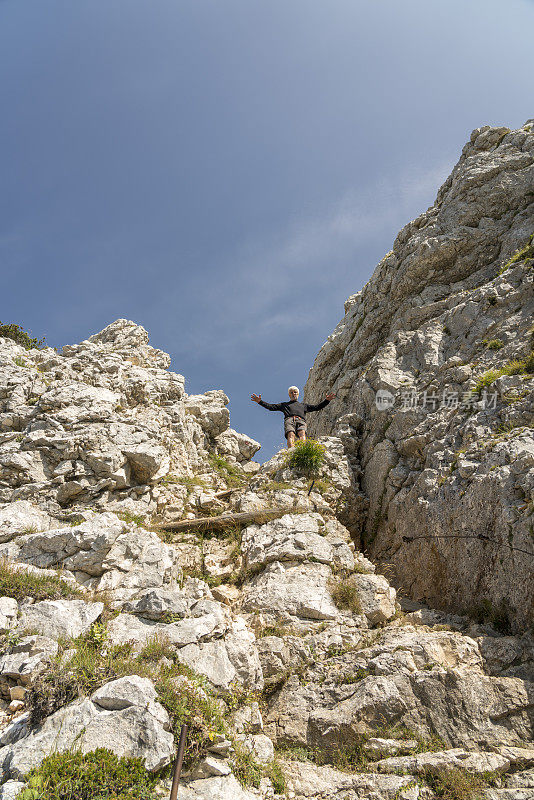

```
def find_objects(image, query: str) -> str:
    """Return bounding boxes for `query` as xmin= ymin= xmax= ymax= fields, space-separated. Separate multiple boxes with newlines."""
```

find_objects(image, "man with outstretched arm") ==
xmin=251 ymin=385 xmax=335 ymax=448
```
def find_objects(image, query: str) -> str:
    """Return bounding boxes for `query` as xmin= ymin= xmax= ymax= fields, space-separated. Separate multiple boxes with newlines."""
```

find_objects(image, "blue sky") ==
xmin=2 ymin=0 xmax=533 ymax=460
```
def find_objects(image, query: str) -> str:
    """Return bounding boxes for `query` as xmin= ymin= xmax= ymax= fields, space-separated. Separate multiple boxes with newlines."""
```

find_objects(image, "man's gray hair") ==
xmin=288 ymin=386 xmax=299 ymax=395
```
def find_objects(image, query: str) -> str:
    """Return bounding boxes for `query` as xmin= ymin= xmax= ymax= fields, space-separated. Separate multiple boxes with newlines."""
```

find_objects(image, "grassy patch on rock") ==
xmin=208 ymin=454 xmax=246 ymax=488
xmin=0 ymin=559 xmax=83 ymax=602
xmin=421 ymin=767 xmax=499 ymax=800
xmin=285 ymin=439 xmax=326 ymax=478
xmin=27 ymin=626 xmax=276 ymax=786
xmin=17 ymin=749 xmax=157 ymax=800
xmin=329 ymin=575 xmax=362 ymax=615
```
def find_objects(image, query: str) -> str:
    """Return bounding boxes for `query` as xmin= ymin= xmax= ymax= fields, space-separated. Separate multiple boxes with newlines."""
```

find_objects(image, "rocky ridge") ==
xmin=0 ymin=316 xmax=532 ymax=798
xmin=305 ymin=120 xmax=534 ymax=632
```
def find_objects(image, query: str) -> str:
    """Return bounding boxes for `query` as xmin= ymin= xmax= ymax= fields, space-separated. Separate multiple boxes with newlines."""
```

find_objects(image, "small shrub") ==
xmin=0 ymin=559 xmax=83 ymax=602
xmin=155 ymin=674 xmax=226 ymax=768
xmin=263 ymin=759 xmax=286 ymax=793
xmin=329 ymin=576 xmax=362 ymax=615
xmin=473 ymin=597 xmax=513 ymax=634
xmin=334 ymin=667 xmax=369 ymax=684
xmin=138 ymin=634 xmax=176 ymax=663
xmin=483 ymin=339 xmax=504 ymax=350
xmin=473 ymin=369 xmax=501 ymax=393
xmin=286 ymin=439 xmax=326 ymax=478
xmin=0 ymin=321 xmax=45 ymax=351
xmin=422 ymin=767 xmax=497 ymax=799
xmin=523 ymin=351 xmax=534 ymax=373
xmin=17 ymin=748 xmax=156 ymax=800
xmin=499 ymin=233 xmax=534 ymax=274
xmin=230 ymin=740 xmax=263 ymax=789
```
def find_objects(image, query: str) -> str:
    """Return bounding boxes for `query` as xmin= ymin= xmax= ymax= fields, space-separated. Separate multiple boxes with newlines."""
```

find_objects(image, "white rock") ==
xmin=17 ymin=599 xmax=104 ymax=639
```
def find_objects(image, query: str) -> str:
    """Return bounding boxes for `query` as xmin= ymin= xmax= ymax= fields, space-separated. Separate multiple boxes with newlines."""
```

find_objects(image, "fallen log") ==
xmin=157 ymin=506 xmax=293 ymax=535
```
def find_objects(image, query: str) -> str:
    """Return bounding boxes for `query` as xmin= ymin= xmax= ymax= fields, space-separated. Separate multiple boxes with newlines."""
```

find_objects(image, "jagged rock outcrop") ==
xmin=0 ymin=125 xmax=533 ymax=798
xmin=305 ymin=120 xmax=534 ymax=631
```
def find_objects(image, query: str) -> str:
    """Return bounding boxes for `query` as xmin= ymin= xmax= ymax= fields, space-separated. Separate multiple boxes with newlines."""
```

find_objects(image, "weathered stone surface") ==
xmin=305 ymin=122 xmax=534 ymax=630
xmin=376 ymin=748 xmax=510 ymax=775
xmin=175 ymin=775 xmax=259 ymax=799
xmin=215 ymin=429 xmax=261 ymax=463
xmin=241 ymin=561 xmax=339 ymax=622
xmin=363 ymin=737 xmax=419 ymax=758
xmin=0 ymin=599 xmax=18 ymax=633
xmin=0 ymin=513 xmax=181 ymax=599
xmin=91 ymin=675 xmax=158 ymax=710
xmin=0 ymin=502 xmax=52 ymax=544
xmin=241 ymin=513 xmax=354 ymax=572
xmin=17 ymin=599 xmax=103 ymax=639
xmin=122 ymin=587 xmax=189 ymax=620
xmin=353 ymin=573 xmax=397 ymax=625
xmin=1 ymin=681 xmax=174 ymax=777
xmin=0 ymin=780 xmax=26 ymax=800
xmin=281 ymin=758 xmax=419 ymax=799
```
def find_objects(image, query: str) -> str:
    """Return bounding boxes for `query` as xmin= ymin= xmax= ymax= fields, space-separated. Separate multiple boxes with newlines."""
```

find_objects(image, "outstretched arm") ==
xmin=305 ymin=392 xmax=336 ymax=412
xmin=251 ymin=394 xmax=283 ymax=411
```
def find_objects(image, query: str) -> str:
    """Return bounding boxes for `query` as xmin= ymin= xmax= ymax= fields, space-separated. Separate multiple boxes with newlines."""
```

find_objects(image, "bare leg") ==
xmin=286 ymin=432 xmax=295 ymax=448
xmin=297 ymin=430 xmax=306 ymax=442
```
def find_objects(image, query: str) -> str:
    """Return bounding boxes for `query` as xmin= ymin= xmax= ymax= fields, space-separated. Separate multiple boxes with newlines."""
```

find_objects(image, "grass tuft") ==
xmin=285 ymin=439 xmax=326 ymax=478
xmin=17 ymin=748 xmax=156 ymax=800
xmin=421 ymin=767 xmax=498 ymax=799
xmin=0 ymin=559 xmax=83 ymax=602
xmin=329 ymin=576 xmax=362 ymax=614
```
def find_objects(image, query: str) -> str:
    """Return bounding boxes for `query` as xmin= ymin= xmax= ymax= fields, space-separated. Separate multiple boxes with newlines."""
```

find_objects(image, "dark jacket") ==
xmin=258 ymin=398 xmax=330 ymax=419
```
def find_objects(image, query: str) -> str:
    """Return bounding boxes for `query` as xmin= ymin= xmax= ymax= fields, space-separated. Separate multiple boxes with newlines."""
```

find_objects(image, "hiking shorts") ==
xmin=284 ymin=416 xmax=306 ymax=436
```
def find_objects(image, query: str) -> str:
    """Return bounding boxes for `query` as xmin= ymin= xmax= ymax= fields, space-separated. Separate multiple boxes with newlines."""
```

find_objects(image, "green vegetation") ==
xmin=17 ymin=749 xmax=157 ymax=800
xmin=27 ymin=625 xmax=279 ymax=788
xmin=421 ymin=767 xmax=498 ymax=800
xmin=230 ymin=742 xmax=286 ymax=793
xmin=498 ymin=233 xmax=534 ymax=274
xmin=0 ymin=321 xmax=46 ymax=351
xmin=161 ymin=474 xmax=207 ymax=489
xmin=329 ymin=576 xmax=362 ymax=615
xmin=285 ymin=439 xmax=326 ymax=478
xmin=334 ymin=666 xmax=369 ymax=684
xmin=473 ymin=349 xmax=534 ymax=395
xmin=208 ymin=454 xmax=246 ymax=488
xmin=277 ymin=724 xmax=446 ymax=776
xmin=0 ymin=559 xmax=83 ymax=603
xmin=481 ymin=338 xmax=504 ymax=350
xmin=230 ymin=740 xmax=263 ymax=788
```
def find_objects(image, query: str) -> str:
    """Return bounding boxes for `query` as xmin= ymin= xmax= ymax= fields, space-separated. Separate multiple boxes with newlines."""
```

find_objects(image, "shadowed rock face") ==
xmin=304 ymin=121 xmax=534 ymax=631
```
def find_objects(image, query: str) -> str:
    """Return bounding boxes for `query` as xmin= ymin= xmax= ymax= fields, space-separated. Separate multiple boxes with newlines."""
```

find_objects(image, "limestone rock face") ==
xmin=0 ymin=319 xmax=260 ymax=518
xmin=0 ymin=679 xmax=174 ymax=777
xmin=304 ymin=121 xmax=534 ymax=630
xmin=0 ymin=129 xmax=533 ymax=798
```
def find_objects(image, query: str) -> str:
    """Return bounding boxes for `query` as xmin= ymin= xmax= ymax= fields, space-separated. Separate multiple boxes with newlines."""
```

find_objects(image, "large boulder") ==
xmin=0 ymin=677 xmax=174 ymax=778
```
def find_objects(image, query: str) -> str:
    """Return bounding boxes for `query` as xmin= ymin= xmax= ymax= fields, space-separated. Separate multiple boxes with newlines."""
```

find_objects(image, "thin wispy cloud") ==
xmin=169 ymin=157 xmax=455 ymax=366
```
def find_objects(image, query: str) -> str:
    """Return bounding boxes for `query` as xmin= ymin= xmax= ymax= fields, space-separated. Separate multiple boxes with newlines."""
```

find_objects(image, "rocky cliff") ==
xmin=0 ymin=313 xmax=532 ymax=799
xmin=305 ymin=120 xmax=534 ymax=633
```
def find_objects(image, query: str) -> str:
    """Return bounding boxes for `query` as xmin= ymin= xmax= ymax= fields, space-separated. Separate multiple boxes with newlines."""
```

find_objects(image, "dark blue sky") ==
xmin=2 ymin=0 xmax=533 ymax=460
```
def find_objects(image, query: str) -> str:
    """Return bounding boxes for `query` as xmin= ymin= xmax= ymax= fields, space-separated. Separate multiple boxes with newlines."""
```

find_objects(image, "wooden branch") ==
xmin=157 ymin=506 xmax=293 ymax=535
